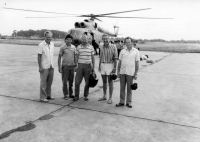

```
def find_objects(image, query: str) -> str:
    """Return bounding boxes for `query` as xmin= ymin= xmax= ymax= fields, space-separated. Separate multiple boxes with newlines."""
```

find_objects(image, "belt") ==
xmin=101 ymin=62 xmax=112 ymax=63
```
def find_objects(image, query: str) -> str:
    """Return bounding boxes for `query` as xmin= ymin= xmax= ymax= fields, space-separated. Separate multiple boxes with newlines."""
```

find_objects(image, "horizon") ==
xmin=0 ymin=0 xmax=200 ymax=41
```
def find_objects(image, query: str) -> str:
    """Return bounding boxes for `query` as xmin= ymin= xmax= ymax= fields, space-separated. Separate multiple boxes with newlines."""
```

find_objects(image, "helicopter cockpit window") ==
xmin=84 ymin=19 xmax=89 ymax=22
xmin=68 ymin=30 xmax=72 ymax=35
xmin=70 ymin=30 xmax=83 ymax=39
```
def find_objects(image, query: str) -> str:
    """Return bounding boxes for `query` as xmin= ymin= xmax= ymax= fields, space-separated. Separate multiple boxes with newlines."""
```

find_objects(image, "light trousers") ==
xmin=40 ymin=68 xmax=54 ymax=99
xmin=119 ymin=74 xmax=133 ymax=105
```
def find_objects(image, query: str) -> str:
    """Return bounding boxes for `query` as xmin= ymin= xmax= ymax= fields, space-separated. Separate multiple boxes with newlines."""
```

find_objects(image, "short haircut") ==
xmin=102 ymin=34 xmax=108 ymax=38
xmin=65 ymin=34 xmax=73 ymax=40
xmin=82 ymin=33 xmax=89 ymax=40
xmin=44 ymin=31 xmax=53 ymax=37
xmin=124 ymin=37 xmax=134 ymax=43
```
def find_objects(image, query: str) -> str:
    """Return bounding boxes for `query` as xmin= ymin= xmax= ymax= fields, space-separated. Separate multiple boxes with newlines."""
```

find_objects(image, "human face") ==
xmin=81 ymin=35 xmax=88 ymax=45
xmin=102 ymin=35 xmax=109 ymax=45
xmin=45 ymin=33 xmax=52 ymax=44
xmin=125 ymin=38 xmax=132 ymax=48
xmin=65 ymin=38 xmax=72 ymax=45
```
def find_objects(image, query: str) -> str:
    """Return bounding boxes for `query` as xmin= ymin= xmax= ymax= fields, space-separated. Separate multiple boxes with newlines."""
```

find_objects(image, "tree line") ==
xmin=12 ymin=29 xmax=67 ymax=39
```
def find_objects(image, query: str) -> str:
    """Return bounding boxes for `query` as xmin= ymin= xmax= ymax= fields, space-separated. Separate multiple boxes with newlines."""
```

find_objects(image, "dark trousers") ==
xmin=40 ymin=67 xmax=54 ymax=99
xmin=75 ymin=63 xmax=92 ymax=98
xmin=62 ymin=65 xmax=75 ymax=97
xmin=119 ymin=74 xmax=133 ymax=105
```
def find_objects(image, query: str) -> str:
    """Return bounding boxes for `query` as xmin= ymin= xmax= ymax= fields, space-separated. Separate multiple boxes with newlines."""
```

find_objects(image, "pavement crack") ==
xmin=69 ymin=105 xmax=200 ymax=130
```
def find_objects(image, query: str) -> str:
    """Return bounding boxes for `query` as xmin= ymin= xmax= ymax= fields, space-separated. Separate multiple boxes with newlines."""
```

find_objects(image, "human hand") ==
xmin=98 ymin=66 xmax=101 ymax=72
xmin=133 ymin=74 xmax=137 ymax=80
xmin=39 ymin=68 xmax=44 ymax=74
xmin=58 ymin=68 xmax=62 ymax=73
xmin=112 ymin=68 xmax=116 ymax=74
xmin=74 ymin=66 xmax=78 ymax=72
xmin=117 ymin=72 xmax=120 ymax=78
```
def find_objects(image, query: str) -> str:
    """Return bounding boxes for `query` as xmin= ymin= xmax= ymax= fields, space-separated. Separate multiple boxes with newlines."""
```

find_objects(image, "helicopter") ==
xmin=3 ymin=7 xmax=173 ymax=45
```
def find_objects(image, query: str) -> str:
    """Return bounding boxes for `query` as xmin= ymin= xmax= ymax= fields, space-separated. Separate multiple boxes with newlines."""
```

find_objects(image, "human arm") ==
xmin=74 ymin=53 xmax=79 ymax=71
xmin=133 ymin=61 xmax=139 ymax=80
xmin=91 ymin=54 xmax=95 ymax=73
xmin=117 ymin=60 xmax=121 ymax=78
xmin=38 ymin=54 xmax=43 ymax=74
xmin=58 ymin=54 xmax=62 ymax=73
xmin=112 ymin=45 xmax=118 ymax=73
xmin=133 ymin=50 xmax=140 ymax=80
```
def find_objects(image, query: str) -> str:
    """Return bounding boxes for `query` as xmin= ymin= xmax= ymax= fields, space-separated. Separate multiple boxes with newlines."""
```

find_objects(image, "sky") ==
xmin=0 ymin=0 xmax=200 ymax=40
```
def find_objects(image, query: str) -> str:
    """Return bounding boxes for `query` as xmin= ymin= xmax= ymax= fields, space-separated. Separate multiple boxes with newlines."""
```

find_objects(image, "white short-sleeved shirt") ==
xmin=38 ymin=40 xmax=54 ymax=69
xmin=119 ymin=47 xmax=140 ymax=76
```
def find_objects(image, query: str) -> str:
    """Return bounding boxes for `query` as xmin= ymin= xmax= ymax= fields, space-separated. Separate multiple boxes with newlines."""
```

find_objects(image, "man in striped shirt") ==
xmin=74 ymin=34 xmax=95 ymax=101
xmin=98 ymin=34 xmax=118 ymax=104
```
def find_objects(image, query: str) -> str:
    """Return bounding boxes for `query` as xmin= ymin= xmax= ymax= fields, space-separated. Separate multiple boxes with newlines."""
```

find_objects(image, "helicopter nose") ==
xmin=72 ymin=38 xmax=82 ymax=47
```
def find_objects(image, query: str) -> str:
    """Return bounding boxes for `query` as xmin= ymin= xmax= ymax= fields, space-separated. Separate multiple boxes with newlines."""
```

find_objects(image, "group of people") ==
xmin=37 ymin=31 xmax=139 ymax=108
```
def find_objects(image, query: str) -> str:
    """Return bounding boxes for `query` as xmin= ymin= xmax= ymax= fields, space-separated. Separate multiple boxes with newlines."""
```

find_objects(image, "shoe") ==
xmin=107 ymin=99 xmax=112 ymax=104
xmin=40 ymin=99 xmax=49 ymax=102
xmin=73 ymin=97 xmax=79 ymax=101
xmin=84 ymin=97 xmax=88 ymax=101
xmin=63 ymin=96 xmax=68 ymax=100
xmin=69 ymin=95 xmax=75 ymax=98
xmin=98 ymin=97 xmax=107 ymax=101
xmin=116 ymin=103 xmax=124 ymax=107
xmin=46 ymin=96 xmax=55 ymax=100
xmin=126 ymin=104 xmax=132 ymax=108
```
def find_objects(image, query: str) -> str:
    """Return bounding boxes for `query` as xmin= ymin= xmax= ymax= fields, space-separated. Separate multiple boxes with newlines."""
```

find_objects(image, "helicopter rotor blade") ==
xmin=2 ymin=7 xmax=79 ymax=15
xmin=95 ymin=8 xmax=151 ymax=16
xmin=25 ymin=16 xmax=75 ymax=18
xmin=99 ymin=15 xmax=173 ymax=19
xmin=93 ymin=17 xmax=102 ymax=22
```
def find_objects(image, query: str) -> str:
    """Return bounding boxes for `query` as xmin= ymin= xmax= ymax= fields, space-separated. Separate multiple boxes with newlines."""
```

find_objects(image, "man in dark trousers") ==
xmin=58 ymin=34 xmax=77 ymax=100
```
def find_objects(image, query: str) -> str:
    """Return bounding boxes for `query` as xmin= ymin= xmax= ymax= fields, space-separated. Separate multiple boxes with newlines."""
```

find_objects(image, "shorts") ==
xmin=100 ymin=63 xmax=113 ymax=75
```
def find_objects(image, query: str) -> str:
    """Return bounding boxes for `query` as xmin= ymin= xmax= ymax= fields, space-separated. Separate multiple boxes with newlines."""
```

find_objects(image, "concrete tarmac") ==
xmin=0 ymin=44 xmax=200 ymax=142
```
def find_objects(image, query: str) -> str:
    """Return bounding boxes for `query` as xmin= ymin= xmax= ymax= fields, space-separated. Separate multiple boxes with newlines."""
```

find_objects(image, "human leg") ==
xmin=119 ymin=74 xmax=126 ymax=104
xmin=68 ymin=66 xmax=75 ymax=98
xmin=126 ymin=75 xmax=133 ymax=106
xmin=40 ymin=69 xmax=49 ymax=100
xmin=107 ymin=75 xmax=113 ymax=103
xmin=74 ymin=65 xmax=83 ymax=100
xmin=62 ymin=66 xmax=68 ymax=98
xmin=83 ymin=64 xmax=92 ymax=99
xmin=101 ymin=75 xmax=108 ymax=99
xmin=46 ymin=68 xmax=54 ymax=99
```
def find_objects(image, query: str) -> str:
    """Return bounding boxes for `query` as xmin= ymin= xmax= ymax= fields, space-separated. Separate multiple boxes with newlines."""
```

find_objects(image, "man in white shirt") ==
xmin=116 ymin=37 xmax=140 ymax=108
xmin=38 ymin=31 xmax=55 ymax=102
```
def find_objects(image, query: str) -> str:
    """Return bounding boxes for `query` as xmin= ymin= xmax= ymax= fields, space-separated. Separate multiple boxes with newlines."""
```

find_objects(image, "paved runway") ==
xmin=0 ymin=43 xmax=200 ymax=142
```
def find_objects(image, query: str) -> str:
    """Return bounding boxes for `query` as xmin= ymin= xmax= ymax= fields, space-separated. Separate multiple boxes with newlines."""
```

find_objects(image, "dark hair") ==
xmin=124 ymin=37 xmax=134 ymax=43
xmin=145 ymin=55 xmax=149 ymax=58
xmin=65 ymin=34 xmax=73 ymax=40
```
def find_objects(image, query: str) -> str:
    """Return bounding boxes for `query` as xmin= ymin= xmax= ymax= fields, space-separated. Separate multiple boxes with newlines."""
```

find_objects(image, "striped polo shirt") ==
xmin=99 ymin=44 xmax=118 ymax=63
xmin=77 ymin=44 xmax=94 ymax=64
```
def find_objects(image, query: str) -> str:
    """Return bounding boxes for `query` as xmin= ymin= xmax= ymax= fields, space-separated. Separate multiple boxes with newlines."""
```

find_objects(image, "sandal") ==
xmin=107 ymin=99 xmax=112 ymax=104
xmin=98 ymin=97 xmax=107 ymax=101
